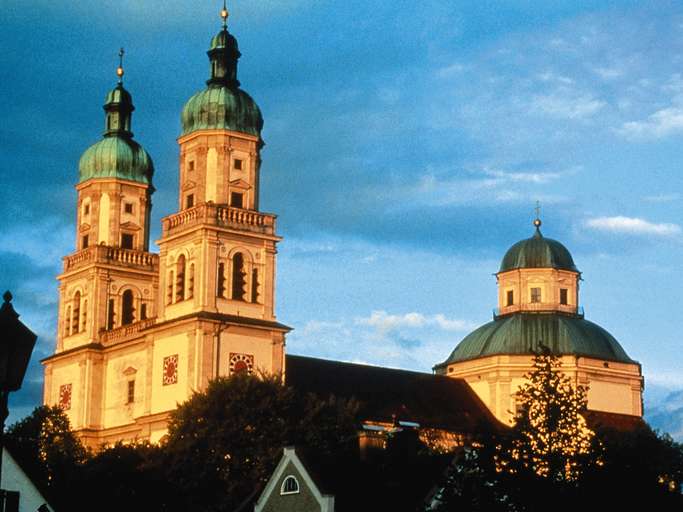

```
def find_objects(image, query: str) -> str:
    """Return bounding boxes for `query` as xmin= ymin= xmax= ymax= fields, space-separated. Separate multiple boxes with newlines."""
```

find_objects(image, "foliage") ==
xmin=5 ymin=404 xmax=87 ymax=504
xmin=161 ymin=373 xmax=359 ymax=511
xmin=499 ymin=349 xmax=597 ymax=483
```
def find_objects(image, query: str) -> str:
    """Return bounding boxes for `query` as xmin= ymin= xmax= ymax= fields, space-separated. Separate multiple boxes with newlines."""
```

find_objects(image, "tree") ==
xmin=500 ymin=349 xmax=597 ymax=483
xmin=5 ymin=405 xmax=87 ymax=507
xmin=160 ymin=373 xmax=359 ymax=511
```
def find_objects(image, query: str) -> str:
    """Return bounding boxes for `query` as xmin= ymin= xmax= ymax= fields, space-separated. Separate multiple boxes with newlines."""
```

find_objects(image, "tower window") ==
xmin=127 ymin=380 xmax=135 ymax=404
xmin=121 ymin=289 xmax=135 ymax=325
xmin=176 ymin=255 xmax=186 ymax=302
xmin=530 ymin=287 xmax=541 ymax=303
xmin=231 ymin=253 xmax=246 ymax=301
xmin=560 ymin=288 xmax=568 ymax=305
xmin=186 ymin=194 xmax=194 ymax=209
xmin=107 ymin=298 xmax=116 ymax=329
xmin=121 ymin=233 xmax=134 ymax=249
xmin=140 ymin=303 xmax=147 ymax=320
xmin=234 ymin=158 xmax=243 ymax=170
xmin=82 ymin=235 xmax=89 ymax=249
xmin=84 ymin=204 xmax=90 ymax=215
xmin=188 ymin=263 xmax=195 ymax=299
xmin=124 ymin=202 xmax=134 ymax=214
xmin=251 ymin=268 xmax=259 ymax=303
xmin=506 ymin=290 xmax=514 ymax=306
xmin=217 ymin=262 xmax=226 ymax=298
xmin=72 ymin=292 xmax=81 ymax=334
xmin=231 ymin=192 xmax=244 ymax=208
xmin=188 ymin=160 xmax=195 ymax=172
xmin=166 ymin=271 xmax=174 ymax=305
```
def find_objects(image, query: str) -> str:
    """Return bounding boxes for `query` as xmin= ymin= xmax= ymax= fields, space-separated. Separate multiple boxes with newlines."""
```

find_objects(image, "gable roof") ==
xmin=285 ymin=355 xmax=507 ymax=434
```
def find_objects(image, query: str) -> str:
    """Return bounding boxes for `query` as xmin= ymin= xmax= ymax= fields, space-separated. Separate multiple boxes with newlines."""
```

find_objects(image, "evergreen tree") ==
xmin=499 ymin=348 xmax=597 ymax=483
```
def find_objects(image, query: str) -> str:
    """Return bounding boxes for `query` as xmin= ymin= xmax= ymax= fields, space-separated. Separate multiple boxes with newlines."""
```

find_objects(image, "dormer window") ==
xmin=280 ymin=476 xmax=299 ymax=495
xmin=530 ymin=287 xmax=541 ymax=303
xmin=560 ymin=288 xmax=568 ymax=305
xmin=506 ymin=290 xmax=514 ymax=306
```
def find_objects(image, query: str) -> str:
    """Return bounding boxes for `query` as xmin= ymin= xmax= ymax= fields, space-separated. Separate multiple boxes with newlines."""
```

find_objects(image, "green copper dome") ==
xmin=78 ymin=83 xmax=153 ymax=185
xmin=181 ymin=86 xmax=263 ymax=137
xmin=79 ymin=137 xmax=153 ymax=184
xmin=181 ymin=24 xmax=263 ymax=138
xmin=499 ymin=222 xmax=578 ymax=273
xmin=435 ymin=313 xmax=635 ymax=368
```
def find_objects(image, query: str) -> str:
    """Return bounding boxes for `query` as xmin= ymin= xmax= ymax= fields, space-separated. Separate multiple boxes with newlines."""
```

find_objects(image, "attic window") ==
xmin=234 ymin=158 xmax=243 ymax=170
xmin=530 ymin=287 xmax=541 ymax=303
xmin=280 ymin=475 xmax=300 ymax=495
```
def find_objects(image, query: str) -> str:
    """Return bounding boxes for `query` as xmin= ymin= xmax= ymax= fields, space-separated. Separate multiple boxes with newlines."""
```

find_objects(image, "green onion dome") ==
xmin=435 ymin=312 xmax=635 ymax=368
xmin=180 ymin=25 xmax=263 ymax=138
xmin=78 ymin=83 xmax=154 ymax=185
xmin=499 ymin=220 xmax=578 ymax=273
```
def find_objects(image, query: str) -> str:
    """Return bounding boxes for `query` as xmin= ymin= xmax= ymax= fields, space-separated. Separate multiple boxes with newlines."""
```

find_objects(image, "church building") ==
xmin=42 ymin=7 xmax=643 ymax=448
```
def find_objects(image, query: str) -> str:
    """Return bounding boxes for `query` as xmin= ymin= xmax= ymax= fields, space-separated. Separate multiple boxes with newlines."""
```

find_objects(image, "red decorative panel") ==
xmin=229 ymin=353 xmax=254 ymax=375
xmin=163 ymin=354 xmax=178 ymax=385
xmin=59 ymin=384 xmax=72 ymax=410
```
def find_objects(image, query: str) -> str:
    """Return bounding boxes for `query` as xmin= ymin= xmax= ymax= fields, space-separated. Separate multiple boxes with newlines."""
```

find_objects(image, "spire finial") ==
xmin=116 ymin=48 xmax=125 ymax=84
xmin=533 ymin=200 xmax=542 ymax=231
xmin=220 ymin=0 xmax=229 ymax=29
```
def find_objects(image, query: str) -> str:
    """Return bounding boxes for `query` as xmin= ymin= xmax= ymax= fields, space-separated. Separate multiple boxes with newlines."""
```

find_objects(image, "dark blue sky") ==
xmin=3 ymin=0 xmax=683 ymax=425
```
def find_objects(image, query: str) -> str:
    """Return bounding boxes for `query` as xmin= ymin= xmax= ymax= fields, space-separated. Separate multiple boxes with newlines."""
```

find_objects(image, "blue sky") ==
xmin=3 ymin=0 xmax=683 ymax=427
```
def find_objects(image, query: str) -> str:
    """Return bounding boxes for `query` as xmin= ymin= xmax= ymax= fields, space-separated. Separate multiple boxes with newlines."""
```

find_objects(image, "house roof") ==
xmin=584 ymin=410 xmax=647 ymax=432
xmin=285 ymin=354 xmax=507 ymax=434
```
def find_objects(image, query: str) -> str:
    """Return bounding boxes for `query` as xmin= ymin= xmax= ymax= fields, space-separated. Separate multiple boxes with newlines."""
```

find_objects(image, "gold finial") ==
xmin=220 ymin=0 xmax=229 ymax=28
xmin=116 ymin=48 xmax=125 ymax=83
xmin=533 ymin=201 xmax=542 ymax=228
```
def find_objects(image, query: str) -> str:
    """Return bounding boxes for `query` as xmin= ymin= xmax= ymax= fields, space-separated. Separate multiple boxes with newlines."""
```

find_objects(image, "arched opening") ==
xmin=251 ymin=268 xmax=259 ymax=303
xmin=167 ymin=270 xmax=174 ymax=305
xmin=65 ymin=305 xmax=72 ymax=336
xmin=231 ymin=253 xmax=246 ymax=301
xmin=121 ymin=289 xmax=135 ymax=325
xmin=217 ymin=262 xmax=226 ymax=298
xmin=72 ymin=292 xmax=81 ymax=334
xmin=280 ymin=476 xmax=300 ymax=495
xmin=176 ymin=255 xmax=186 ymax=302
xmin=188 ymin=263 xmax=195 ymax=299
xmin=81 ymin=300 xmax=88 ymax=332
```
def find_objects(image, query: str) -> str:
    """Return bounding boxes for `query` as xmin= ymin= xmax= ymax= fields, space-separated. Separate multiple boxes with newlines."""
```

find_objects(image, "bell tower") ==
xmin=156 ymin=4 xmax=286 ymax=378
xmin=54 ymin=53 xmax=158 ymax=354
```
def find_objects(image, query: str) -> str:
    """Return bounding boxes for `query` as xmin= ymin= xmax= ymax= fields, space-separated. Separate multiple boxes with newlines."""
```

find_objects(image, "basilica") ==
xmin=42 ymin=8 xmax=643 ymax=447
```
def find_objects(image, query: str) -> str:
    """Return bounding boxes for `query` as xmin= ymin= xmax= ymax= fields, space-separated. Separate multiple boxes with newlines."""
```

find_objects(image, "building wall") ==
xmin=445 ymin=354 xmax=643 ymax=424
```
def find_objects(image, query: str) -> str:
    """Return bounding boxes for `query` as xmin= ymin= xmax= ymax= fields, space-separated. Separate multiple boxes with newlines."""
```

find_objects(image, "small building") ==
xmin=1 ymin=447 xmax=54 ymax=512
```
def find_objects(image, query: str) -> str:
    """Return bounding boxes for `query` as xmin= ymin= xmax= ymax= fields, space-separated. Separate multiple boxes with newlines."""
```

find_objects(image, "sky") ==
xmin=2 ymin=0 xmax=683 ymax=428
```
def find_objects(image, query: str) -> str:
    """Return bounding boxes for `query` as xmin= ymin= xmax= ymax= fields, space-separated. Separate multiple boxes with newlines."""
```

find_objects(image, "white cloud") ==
xmin=585 ymin=216 xmax=681 ymax=236
xmin=618 ymin=107 xmax=683 ymax=139
xmin=482 ymin=167 xmax=564 ymax=184
xmin=356 ymin=310 xmax=474 ymax=333
xmin=532 ymin=91 xmax=606 ymax=119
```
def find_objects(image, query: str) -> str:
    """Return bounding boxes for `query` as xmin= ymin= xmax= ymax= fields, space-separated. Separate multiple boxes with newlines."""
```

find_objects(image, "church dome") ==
xmin=181 ymin=86 xmax=263 ymax=137
xmin=499 ymin=221 xmax=578 ymax=273
xmin=435 ymin=313 xmax=635 ymax=367
xmin=78 ymin=137 xmax=154 ymax=184
xmin=78 ymin=82 xmax=154 ymax=185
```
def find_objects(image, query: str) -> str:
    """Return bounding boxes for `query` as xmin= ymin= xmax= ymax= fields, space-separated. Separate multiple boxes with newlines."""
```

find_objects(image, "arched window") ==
xmin=65 ymin=305 xmax=72 ymax=336
xmin=81 ymin=300 xmax=88 ymax=332
xmin=231 ymin=253 xmax=246 ymax=301
xmin=280 ymin=475 xmax=300 ymax=495
xmin=188 ymin=263 xmax=195 ymax=299
xmin=107 ymin=298 xmax=115 ymax=330
xmin=217 ymin=262 xmax=226 ymax=298
xmin=167 ymin=270 xmax=174 ymax=305
xmin=121 ymin=289 xmax=135 ymax=325
xmin=176 ymin=255 xmax=186 ymax=302
xmin=72 ymin=292 xmax=81 ymax=334
xmin=250 ymin=268 xmax=259 ymax=303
